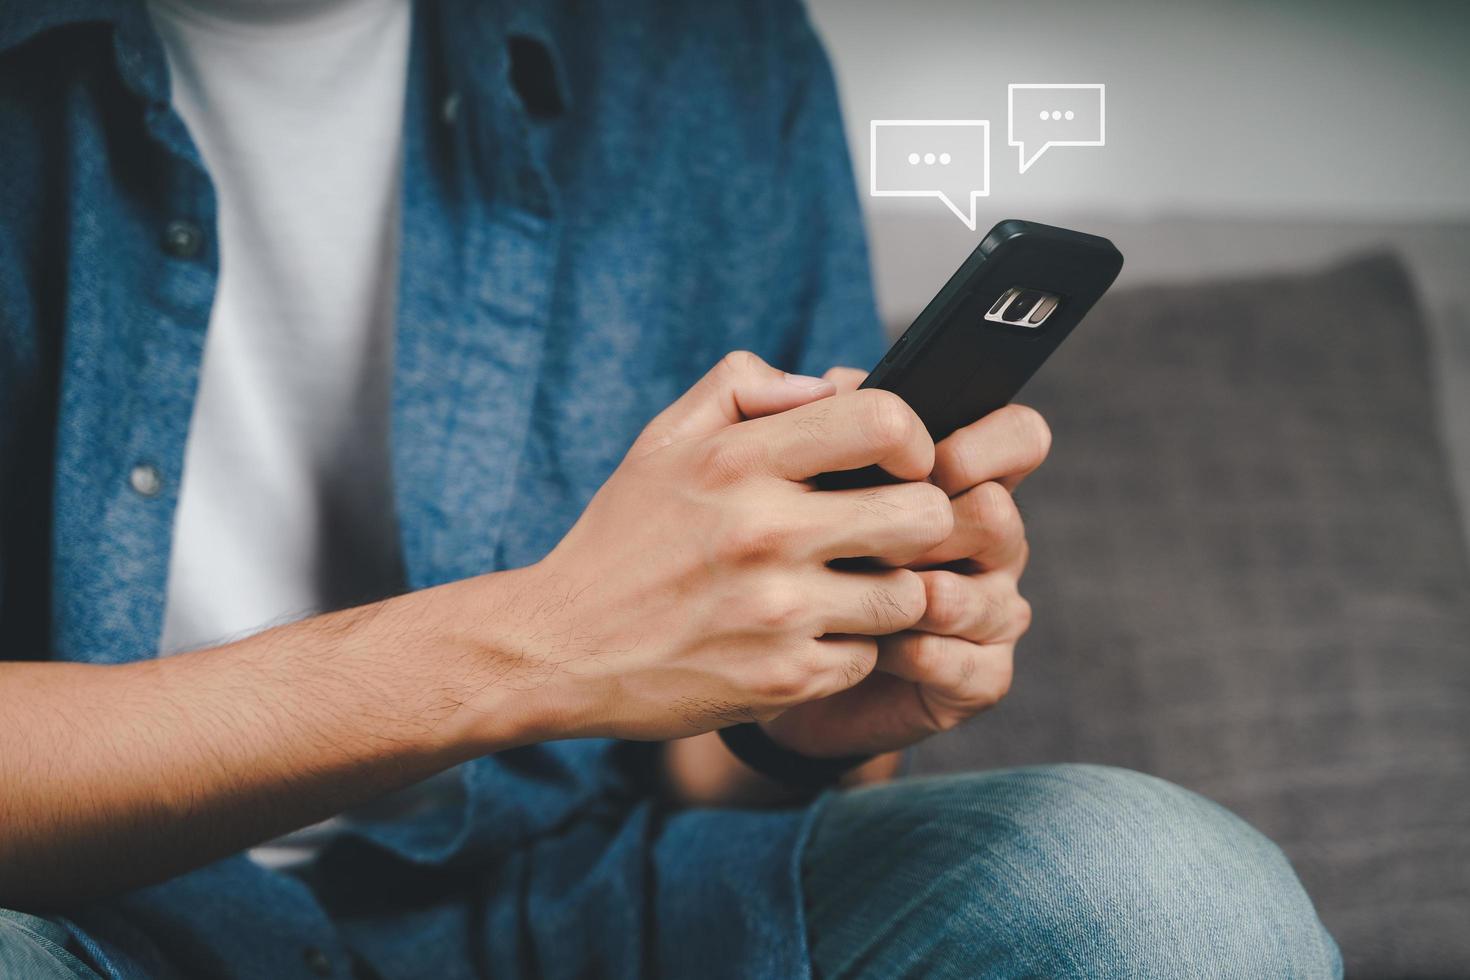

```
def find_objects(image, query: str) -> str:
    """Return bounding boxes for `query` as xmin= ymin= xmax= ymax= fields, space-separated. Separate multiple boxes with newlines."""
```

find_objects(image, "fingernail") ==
xmin=784 ymin=372 xmax=835 ymax=394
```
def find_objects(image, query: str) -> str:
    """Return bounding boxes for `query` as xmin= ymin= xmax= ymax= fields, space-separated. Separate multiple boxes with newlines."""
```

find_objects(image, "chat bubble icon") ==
xmin=869 ymin=120 xmax=990 ymax=231
xmin=1007 ymin=84 xmax=1105 ymax=173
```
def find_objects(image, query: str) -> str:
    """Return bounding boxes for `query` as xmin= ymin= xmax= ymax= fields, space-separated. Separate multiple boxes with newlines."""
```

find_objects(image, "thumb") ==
xmin=634 ymin=350 xmax=835 ymax=454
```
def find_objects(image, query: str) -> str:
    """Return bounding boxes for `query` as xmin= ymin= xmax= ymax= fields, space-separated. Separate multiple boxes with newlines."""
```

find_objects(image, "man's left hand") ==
xmin=760 ymin=367 xmax=1051 ymax=758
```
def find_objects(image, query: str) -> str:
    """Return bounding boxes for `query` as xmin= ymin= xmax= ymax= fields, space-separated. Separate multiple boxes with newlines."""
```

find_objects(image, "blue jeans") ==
xmin=2 ymin=765 xmax=1339 ymax=978
xmin=803 ymin=766 xmax=1341 ymax=979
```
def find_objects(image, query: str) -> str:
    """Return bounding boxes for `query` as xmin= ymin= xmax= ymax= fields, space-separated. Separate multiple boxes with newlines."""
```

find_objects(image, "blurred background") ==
xmin=804 ymin=2 xmax=1470 ymax=976
xmin=809 ymin=0 xmax=1470 ymax=533
xmin=812 ymin=0 xmax=1470 ymax=219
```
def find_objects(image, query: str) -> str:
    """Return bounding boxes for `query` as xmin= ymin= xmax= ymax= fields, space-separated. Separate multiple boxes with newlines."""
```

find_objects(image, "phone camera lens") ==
xmin=1001 ymin=289 xmax=1044 ymax=322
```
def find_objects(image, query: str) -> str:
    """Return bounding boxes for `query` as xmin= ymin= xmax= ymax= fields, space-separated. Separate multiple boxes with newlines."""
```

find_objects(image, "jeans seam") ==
xmin=790 ymin=788 xmax=838 ymax=980
xmin=0 ymin=913 xmax=98 ymax=978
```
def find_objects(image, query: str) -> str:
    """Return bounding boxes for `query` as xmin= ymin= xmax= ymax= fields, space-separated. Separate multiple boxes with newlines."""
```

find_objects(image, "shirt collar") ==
xmin=0 ymin=0 xmax=169 ymax=105
xmin=0 ymin=0 xmax=117 ymax=52
xmin=0 ymin=0 xmax=571 ymax=119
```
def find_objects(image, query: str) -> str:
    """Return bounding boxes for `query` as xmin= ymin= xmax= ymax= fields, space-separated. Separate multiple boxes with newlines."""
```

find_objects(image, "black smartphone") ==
xmin=818 ymin=219 xmax=1123 ymax=490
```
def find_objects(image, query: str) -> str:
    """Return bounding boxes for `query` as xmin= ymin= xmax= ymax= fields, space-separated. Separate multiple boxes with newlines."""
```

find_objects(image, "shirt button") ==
xmin=161 ymin=219 xmax=203 ymax=259
xmin=441 ymin=91 xmax=460 ymax=125
xmin=128 ymin=463 xmax=162 ymax=497
xmin=303 ymin=946 xmax=332 ymax=977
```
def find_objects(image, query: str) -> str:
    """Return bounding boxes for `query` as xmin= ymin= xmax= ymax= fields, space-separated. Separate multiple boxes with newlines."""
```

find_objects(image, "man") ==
xmin=0 ymin=0 xmax=1340 ymax=976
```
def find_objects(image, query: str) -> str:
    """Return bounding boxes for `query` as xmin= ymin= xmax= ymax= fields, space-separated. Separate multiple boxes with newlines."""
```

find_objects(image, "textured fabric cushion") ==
xmin=908 ymin=253 xmax=1470 ymax=979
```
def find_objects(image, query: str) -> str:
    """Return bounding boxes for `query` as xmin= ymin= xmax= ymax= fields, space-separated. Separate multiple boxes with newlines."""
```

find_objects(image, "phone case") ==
xmin=817 ymin=219 xmax=1123 ymax=490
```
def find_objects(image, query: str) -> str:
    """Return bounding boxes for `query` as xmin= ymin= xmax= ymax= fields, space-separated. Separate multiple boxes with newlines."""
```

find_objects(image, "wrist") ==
xmin=371 ymin=562 xmax=605 ymax=756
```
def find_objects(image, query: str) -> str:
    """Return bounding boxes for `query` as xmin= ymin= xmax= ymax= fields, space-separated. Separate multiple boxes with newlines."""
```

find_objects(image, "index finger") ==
xmin=930 ymin=404 xmax=1051 ymax=497
xmin=737 ymin=388 xmax=934 ymax=483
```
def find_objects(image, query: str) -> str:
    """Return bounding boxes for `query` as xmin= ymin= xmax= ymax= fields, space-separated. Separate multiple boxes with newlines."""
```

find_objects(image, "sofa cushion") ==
xmin=908 ymin=253 xmax=1470 ymax=979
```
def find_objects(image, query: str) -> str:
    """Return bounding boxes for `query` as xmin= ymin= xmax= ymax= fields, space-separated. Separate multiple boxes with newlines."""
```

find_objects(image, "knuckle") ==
xmin=715 ymin=514 xmax=796 ymax=564
xmin=873 ymin=482 xmax=952 ymax=549
xmin=923 ymin=571 xmax=969 ymax=630
xmin=994 ymin=649 xmax=1016 ymax=700
xmin=741 ymin=578 xmax=805 ymax=631
xmin=905 ymin=631 xmax=948 ymax=679
xmin=929 ymin=703 xmax=967 ymax=732
xmin=865 ymin=571 xmax=926 ymax=632
xmin=966 ymin=482 xmax=1021 ymax=549
xmin=698 ymin=435 xmax=761 ymax=489
xmin=761 ymin=665 xmax=805 ymax=703
xmin=816 ymin=653 xmax=874 ymax=698
xmin=844 ymin=642 xmax=879 ymax=685
xmin=976 ymin=480 xmax=1019 ymax=526
xmin=906 ymin=481 xmax=955 ymax=546
xmin=949 ymin=480 xmax=984 ymax=523
xmin=950 ymin=485 xmax=986 ymax=538
xmin=981 ymin=651 xmax=1015 ymax=705
xmin=717 ymin=349 xmax=764 ymax=379
xmin=891 ymin=569 xmax=929 ymax=627
xmin=965 ymin=585 xmax=1005 ymax=632
xmin=859 ymin=389 xmax=922 ymax=452
xmin=761 ymin=648 xmax=820 ymax=702
xmin=1011 ymin=594 xmax=1034 ymax=637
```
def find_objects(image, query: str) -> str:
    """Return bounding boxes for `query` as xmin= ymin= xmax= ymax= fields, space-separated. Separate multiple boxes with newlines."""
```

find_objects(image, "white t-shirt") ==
xmin=151 ymin=0 xmax=409 ymax=655
xmin=148 ymin=0 xmax=448 ymax=868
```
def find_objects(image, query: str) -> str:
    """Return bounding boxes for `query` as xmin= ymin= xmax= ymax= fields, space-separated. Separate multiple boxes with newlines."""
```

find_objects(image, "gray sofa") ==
xmin=891 ymin=221 xmax=1470 ymax=979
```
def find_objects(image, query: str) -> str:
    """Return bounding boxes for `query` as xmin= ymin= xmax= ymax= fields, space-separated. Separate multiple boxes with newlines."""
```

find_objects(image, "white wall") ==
xmin=806 ymin=0 xmax=1470 ymax=224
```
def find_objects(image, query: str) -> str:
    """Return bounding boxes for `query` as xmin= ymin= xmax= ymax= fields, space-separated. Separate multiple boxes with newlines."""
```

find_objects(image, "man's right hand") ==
xmin=0 ymin=351 xmax=948 ymax=909
xmin=482 ymin=351 xmax=953 ymax=744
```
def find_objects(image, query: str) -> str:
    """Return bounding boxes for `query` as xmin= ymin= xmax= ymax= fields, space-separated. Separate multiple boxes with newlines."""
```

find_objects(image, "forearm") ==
xmin=661 ymin=732 xmax=901 ymax=808
xmin=0 ymin=570 xmax=546 ymax=911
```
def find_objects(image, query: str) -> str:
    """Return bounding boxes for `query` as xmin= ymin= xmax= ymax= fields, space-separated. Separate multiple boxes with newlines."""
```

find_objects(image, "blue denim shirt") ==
xmin=0 ymin=0 xmax=883 ymax=976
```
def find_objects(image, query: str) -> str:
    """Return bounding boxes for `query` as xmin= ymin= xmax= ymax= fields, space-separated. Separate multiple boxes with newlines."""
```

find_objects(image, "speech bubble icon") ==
xmin=1007 ymin=84 xmax=1105 ymax=174
xmin=869 ymin=120 xmax=990 ymax=231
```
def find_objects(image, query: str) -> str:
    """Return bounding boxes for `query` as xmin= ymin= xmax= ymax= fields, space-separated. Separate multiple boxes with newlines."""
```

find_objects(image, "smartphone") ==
xmin=817 ymin=219 xmax=1123 ymax=490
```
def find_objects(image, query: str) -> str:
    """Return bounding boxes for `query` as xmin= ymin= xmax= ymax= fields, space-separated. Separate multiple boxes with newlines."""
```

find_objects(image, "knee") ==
xmin=988 ymin=765 xmax=1340 ymax=978
xmin=0 ymin=909 xmax=98 ymax=979
xmin=812 ymin=765 xmax=1341 ymax=979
